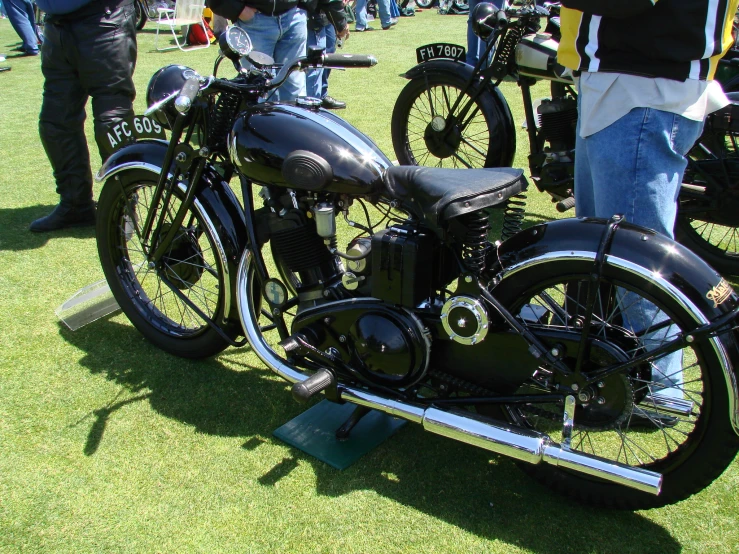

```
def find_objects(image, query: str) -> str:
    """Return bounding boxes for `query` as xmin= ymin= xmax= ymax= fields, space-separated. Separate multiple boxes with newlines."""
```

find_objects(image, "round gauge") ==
xmin=220 ymin=25 xmax=252 ymax=60
xmin=263 ymin=279 xmax=287 ymax=307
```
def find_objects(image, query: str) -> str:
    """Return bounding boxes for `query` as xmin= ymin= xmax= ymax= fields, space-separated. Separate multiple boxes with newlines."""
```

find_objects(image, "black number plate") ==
xmin=416 ymin=43 xmax=466 ymax=64
xmin=98 ymin=114 xmax=167 ymax=158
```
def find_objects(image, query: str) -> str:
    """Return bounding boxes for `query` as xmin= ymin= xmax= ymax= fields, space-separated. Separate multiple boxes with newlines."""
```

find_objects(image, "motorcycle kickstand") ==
xmin=335 ymin=405 xmax=371 ymax=441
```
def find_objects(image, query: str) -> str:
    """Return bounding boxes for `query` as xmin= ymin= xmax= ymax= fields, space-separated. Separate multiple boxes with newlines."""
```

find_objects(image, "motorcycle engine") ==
xmin=529 ymin=95 xmax=578 ymax=205
xmin=289 ymin=301 xmax=431 ymax=388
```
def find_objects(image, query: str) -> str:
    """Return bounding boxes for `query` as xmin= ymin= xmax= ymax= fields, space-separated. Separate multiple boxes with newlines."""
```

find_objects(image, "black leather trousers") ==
xmin=39 ymin=0 xmax=137 ymax=208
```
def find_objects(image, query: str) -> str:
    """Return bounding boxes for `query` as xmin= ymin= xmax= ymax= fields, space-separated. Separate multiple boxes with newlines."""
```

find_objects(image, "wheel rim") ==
xmin=109 ymin=181 xmax=224 ymax=337
xmin=403 ymin=83 xmax=491 ymax=168
xmin=499 ymin=276 xmax=707 ymax=472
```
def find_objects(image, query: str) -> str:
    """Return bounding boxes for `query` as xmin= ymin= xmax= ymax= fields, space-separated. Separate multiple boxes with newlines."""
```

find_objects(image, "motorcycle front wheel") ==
xmin=391 ymin=72 xmax=513 ymax=169
xmin=96 ymin=170 xmax=232 ymax=358
xmin=489 ymin=259 xmax=739 ymax=509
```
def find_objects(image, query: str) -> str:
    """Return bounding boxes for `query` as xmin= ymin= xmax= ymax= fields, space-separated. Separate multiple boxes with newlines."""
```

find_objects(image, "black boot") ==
xmin=321 ymin=95 xmax=346 ymax=110
xmin=29 ymin=203 xmax=96 ymax=233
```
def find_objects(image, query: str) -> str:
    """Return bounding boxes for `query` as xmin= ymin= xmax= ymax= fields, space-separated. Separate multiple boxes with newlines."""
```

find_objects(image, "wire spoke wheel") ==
xmin=392 ymin=71 xmax=512 ymax=169
xmin=488 ymin=263 xmax=739 ymax=508
xmin=97 ymin=172 xmax=230 ymax=358
xmin=676 ymin=104 xmax=739 ymax=275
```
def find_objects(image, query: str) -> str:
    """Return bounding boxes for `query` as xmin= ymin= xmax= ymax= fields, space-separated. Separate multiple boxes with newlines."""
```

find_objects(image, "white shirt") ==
xmin=577 ymin=71 xmax=729 ymax=138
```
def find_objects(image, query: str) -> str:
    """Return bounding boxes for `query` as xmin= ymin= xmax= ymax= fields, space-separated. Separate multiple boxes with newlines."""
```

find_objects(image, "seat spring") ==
xmin=460 ymin=210 xmax=491 ymax=273
xmin=501 ymin=193 xmax=527 ymax=241
xmin=208 ymin=93 xmax=240 ymax=152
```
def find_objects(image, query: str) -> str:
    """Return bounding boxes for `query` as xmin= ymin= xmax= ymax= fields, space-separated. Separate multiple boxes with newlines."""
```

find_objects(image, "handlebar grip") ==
xmin=322 ymin=53 xmax=378 ymax=68
xmin=174 ymin=76 xmax=200 ymax=114
xmin=495 ymin=8 xmax=508 ymax=28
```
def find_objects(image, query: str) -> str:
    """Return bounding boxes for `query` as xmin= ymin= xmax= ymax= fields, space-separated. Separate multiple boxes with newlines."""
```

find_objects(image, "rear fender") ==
xmin=493 ymin=217 xmax=739 ymax=434
xmin=96 ymin=140 xmax=249 ymax=326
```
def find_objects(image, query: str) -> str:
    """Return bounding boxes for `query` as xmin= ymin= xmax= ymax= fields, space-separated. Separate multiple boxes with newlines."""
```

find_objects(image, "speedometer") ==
xmin=219 ymin=25 xmax=253 ymax=60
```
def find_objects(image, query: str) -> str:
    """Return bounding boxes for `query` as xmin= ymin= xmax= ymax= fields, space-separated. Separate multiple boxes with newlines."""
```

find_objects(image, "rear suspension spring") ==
xmin=501 ymin=193 xmax=527 ymax=241
xmin=460 ymin=211 xmax=491 ymax=273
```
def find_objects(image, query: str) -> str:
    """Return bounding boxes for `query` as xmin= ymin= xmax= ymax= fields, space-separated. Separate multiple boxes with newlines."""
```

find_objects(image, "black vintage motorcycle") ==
xmin=391 ymin=0 xmax=739 ymax=275
xmin=96 ymin=25 xmax=739 ymax=510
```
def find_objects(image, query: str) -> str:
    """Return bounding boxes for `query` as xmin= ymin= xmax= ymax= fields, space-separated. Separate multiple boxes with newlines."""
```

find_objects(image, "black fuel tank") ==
xmin=228 ymin=102 xmax=392 ymax=195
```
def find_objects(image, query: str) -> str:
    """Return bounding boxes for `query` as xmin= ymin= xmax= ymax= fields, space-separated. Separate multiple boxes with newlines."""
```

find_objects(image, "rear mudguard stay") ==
xmin=96 ymin=140 xmax=249 ymax=329
xmin=401 ymin=59 xmax=517 ymax=167
xmin=492 ymin=216 xmax=739 ymax=434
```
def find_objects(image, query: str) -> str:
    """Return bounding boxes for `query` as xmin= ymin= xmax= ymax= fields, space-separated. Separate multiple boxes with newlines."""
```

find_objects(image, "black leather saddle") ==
xmin=382 ymin=166 xmax=528 ymax=226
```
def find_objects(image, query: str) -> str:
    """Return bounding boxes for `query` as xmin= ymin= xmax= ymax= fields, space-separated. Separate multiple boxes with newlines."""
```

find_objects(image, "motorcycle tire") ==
xmin=96 ymin=170 xmax=232 ymax=358
xmin=676 ymin=120 xmax=739 ymax=276
xmin=135 ymin=0 xmax=147 ymax=31
xmin=391 ymin=71 xmax=513 ymax=169
xmin=414 ymin=0 xmax=434 ymax=8
xmin=486 ymin=258 xmax=739 ymax=509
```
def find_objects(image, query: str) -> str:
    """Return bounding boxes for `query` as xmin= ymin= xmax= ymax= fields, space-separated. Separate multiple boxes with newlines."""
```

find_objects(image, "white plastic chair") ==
xmin=155 ymin=0 xmax=211 ymax=52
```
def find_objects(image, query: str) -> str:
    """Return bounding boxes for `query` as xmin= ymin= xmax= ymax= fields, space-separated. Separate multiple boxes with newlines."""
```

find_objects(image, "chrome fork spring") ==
xmin=501 ymin=193 xmax=527 ymax=241
xmin=207 ymin=92 xmax=240 ymax=152
xmin=460 ymin=211 xmax=491 ymax=273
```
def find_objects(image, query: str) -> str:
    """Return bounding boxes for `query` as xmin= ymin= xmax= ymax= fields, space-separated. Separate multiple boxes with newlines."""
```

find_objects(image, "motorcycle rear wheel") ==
xmin=96 ymin=171 xmax=231 ymax=358
xmin=391 ymin=72 xmax=512 ymax=169
xmin=488 ymin=260 xmax=739 ymax=509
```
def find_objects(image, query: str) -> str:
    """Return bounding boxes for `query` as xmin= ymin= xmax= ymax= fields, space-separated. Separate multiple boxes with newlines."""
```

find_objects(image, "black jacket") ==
xmin=559 ymin=0 xmax=738 ymax=81
xmin=207 ymin=0 xmax=348 ymax=32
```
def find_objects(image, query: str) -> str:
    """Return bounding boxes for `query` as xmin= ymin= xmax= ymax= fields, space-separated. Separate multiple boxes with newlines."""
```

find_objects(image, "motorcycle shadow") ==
xmin=61 ymin=318 xmax=681 ymax=553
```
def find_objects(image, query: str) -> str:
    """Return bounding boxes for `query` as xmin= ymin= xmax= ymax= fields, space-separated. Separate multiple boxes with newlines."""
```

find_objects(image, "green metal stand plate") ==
xmin=273 ymin=400 xmax=407 ymax=470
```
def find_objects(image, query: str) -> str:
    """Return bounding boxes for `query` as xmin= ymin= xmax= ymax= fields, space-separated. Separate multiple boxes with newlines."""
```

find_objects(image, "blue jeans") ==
xmin=5 ymin=0 xmax=39 ymax=54
xmin=237 ymin=8 xmax=307 ymax=102
xmin=466 ymin=0 xmax=502 ymax=67
xmin=306 ymin=21 xmax=335 ymax=99
xmin=355 ymin=0 xmax=392 ymax=29
xmin=575 ymin=103 xmax=704 ymax=399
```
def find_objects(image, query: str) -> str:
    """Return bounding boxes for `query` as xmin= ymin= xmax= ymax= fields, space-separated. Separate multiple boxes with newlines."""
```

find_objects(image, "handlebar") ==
xmin=321 ymin=53 xmax=378 ymax=68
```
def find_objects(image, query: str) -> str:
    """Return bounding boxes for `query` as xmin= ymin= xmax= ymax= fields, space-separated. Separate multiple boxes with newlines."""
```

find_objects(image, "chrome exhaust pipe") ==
xmin=236 ymin=252 xmax=662 ymax=496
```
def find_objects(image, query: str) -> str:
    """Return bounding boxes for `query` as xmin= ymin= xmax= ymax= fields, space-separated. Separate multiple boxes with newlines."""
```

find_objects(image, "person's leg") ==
xmin=580 ymin=108 xmax=703 ymax=239
xmin=321 ymin=23 xmax=335 ymax=98
xmin=4 ymin=0 xmax=39 ymax=54
xmin=466 ymin=0 xmax=482 ymax=66
xmin=77 ymin=2 xmax=137 ymax=161
xmin=376 ymin=0 xmax=392 ymax=28
xmin=271 ymin=7 xmax=307 ymax=101
xmin=354 ymin=0 xmax=369 ymax=30
xmin=33 ymin=21 xmax=94 ymax=231
xmin=236 ymin=12 xmax=280 ymax=61
xmin=306 ymin=24 xmax=326 ymax=99
xmin=576 ymin=107 xmax=704 ymax=400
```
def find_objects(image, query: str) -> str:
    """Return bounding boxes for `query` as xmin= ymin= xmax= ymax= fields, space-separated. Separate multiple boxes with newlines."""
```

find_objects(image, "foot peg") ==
xmin=291 ymin=368 xmax=336 ymax=403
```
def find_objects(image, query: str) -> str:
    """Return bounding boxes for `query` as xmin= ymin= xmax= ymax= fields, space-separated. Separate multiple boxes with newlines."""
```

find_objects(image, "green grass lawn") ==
xmin=1 ymin=10 xmax=738 ymax=553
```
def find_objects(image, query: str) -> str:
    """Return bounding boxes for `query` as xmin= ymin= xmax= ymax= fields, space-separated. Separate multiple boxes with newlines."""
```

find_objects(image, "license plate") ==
xmin=416 ymin=43 xmax=466 ymax=64
xmin=98 ymin=114 xmax=167 ymax=158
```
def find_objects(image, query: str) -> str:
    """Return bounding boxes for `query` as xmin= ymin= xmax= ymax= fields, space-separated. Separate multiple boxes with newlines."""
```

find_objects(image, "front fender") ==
xmin=96 ymin=140 xmax=249 ymax=327
xmin=401 ymin=58 xmax=513 ymax=124
xmin=494 ymin=217 xmax=739 ymax=434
